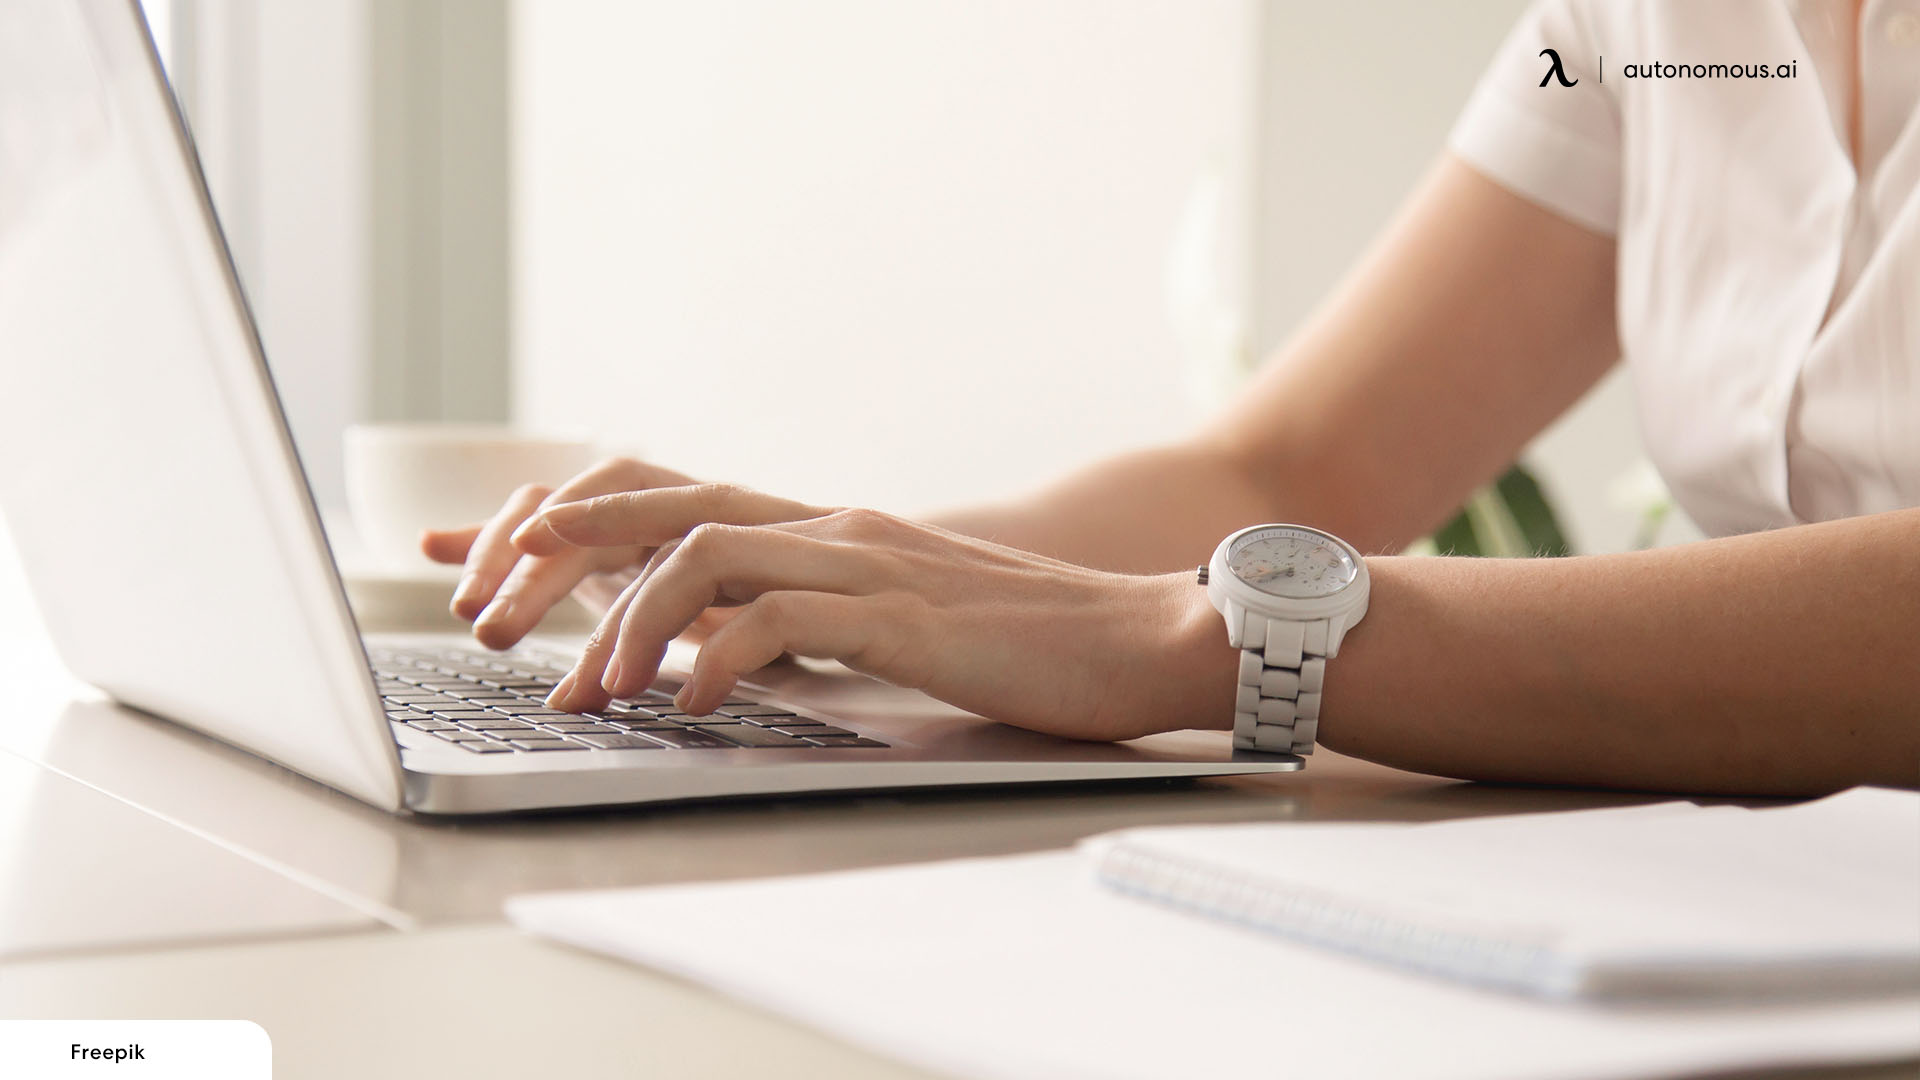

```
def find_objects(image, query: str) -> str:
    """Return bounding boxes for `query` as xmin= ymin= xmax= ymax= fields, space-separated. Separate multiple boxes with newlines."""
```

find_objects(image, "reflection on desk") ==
xmin=0 ymin=751 xmax=373 ymax=958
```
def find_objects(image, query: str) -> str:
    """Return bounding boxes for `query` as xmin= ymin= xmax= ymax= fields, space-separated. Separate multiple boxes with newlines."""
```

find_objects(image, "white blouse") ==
xmin=1449 ymin=0 xmax=1920 ymax=537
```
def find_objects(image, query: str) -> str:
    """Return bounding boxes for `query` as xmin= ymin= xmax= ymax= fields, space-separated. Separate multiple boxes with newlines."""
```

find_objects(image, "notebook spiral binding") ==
xmin=1091 ymin=841 xmax=1581 ymax=998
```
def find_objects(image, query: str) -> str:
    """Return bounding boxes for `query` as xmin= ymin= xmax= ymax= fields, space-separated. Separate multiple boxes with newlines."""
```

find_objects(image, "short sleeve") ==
xmin=1447 ymin=0 xmax=1622 ymax=236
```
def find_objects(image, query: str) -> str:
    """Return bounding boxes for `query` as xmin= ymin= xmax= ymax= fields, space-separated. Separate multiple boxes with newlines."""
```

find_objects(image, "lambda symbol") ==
xmin=1539 ymin=48 xmax=1578 ymax=87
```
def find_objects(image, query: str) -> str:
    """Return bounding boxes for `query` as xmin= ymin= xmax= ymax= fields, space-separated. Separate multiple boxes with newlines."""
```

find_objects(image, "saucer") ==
xmin=341 ymin=568 xmax=599 ymax=635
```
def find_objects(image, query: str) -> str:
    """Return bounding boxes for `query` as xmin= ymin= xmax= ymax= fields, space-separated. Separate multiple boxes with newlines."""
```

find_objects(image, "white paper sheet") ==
xmin=508 ymin=845 xmax=1920 ymax=1080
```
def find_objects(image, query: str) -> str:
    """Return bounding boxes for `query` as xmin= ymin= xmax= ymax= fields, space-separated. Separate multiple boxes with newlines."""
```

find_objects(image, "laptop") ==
xmin=0 ymin=0 xmax=1298 ymax=814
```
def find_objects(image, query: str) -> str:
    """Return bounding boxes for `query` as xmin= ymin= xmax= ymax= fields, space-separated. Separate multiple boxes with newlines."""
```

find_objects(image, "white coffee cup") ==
xmin=344 ymin=423 xmax=601 ymax=571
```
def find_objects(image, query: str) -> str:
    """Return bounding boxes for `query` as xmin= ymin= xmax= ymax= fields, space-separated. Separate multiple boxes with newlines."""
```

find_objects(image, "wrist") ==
xmin=1138 ymin=571 xmax=1241 ymax=734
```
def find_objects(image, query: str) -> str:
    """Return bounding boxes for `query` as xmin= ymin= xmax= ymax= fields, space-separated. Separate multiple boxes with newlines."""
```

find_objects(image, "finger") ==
xmin=678 ymin=591 xmax=888 ymax=715
xmin=546 ymin=572 xmax=646 ymax=713
xmin=603 ymin=524 xmax=887 ymax=698
xmin=544 ymin=540 xmax=681 ymax=709
xmin=507 ymin=457 xmax=695 ymax=554
xmin=573 ymin=567 xmax=640 ymax=615
xmin=451 ymin=484 xmax=551 ymax=620
xmin=420 ymin=524 xmax=482 ymax=565
xmin=475 ymin=541 xmax=639 ymax=646
xmin=683 ymin=605 xmax=743 ymax=644
xmin=471 ymin=548 xmax=595 ymax=650
xmin=522 ymin=483 xmax=832 ymax=556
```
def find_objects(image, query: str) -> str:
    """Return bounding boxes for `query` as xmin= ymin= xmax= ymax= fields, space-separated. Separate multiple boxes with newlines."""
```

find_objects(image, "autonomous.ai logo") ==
xmin=1539 ymin=48 xmax=1577 ymax=87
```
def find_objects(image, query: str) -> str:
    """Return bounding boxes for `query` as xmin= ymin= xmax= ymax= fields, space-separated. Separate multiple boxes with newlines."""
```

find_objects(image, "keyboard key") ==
xmin=484 ymin=678 xmax=554 ymax=691
xmin=636 ymin=728 xmax=734 ymax=750
xmin=456 ymin=741 xmax=515 ymax=753
xmin=448 ymin=689 xmax=518 ymax=702
xmin=716 ymin=704 xmax=797 ymax=718
xmin=505 ymin=730 xmax=566 ymax=740
xmin=809 ymin=737 xmax=889 ymax=748
xmin=546 ymin=722 xmax=619 ymax=734
xmin=428 ymin=705 xmax=490 ymax=716
xmin=459 ymin=717 xmax=534 ymax=731
xmin=703 ymin=724 xmax=809 ymax=748
xmin=573 ymin=733 xmax=666 ymax=750
xmin=750 ymin=716 xmax=820 ymax=727
xmin=674 ymin=714 xmax=743 ymax=726
xmin=611 ymin=719 xmax=684 ymax=732
xmin=382 ymin=694 xmax=441 ymax=705
xmin=780 ymin=724 xmax=856 ymax=737
xmin=386 ymin=710 xmax=433 ymax=722
xmin=490 ymin=704 xmax=562 ymax=715
xmin=510 ymin=740 xmax=587 ymax=751
xmin=419 ymin=682 xmax=472 ymax=693
xmin=407 ymin=719 xmax=460 ymax=731
xmin=433 ymin=730 xmax=492 ymax=742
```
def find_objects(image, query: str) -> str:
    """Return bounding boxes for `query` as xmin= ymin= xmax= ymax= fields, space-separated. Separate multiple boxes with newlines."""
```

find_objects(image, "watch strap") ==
xmin=1232 ymin=614 xmax=1328 ymax=755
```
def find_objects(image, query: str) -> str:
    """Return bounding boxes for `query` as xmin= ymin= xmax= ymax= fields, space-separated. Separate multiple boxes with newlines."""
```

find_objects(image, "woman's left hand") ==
xmin=512 ymin=485 xmax=1233 ymax=741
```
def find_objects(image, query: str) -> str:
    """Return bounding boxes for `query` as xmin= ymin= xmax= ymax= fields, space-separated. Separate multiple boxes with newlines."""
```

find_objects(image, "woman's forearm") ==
xmin=929 ymin=440 xmax=1302 ymax=574
xmin=1312 ymin=509 xmax=1920 ymax=795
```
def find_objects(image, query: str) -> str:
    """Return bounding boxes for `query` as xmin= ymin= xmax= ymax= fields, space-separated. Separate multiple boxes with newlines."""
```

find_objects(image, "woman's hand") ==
xmin=513 ymin=485 xmax=1237 ymax=741
xmin=419 ymin=456 xmax=704 ymax=649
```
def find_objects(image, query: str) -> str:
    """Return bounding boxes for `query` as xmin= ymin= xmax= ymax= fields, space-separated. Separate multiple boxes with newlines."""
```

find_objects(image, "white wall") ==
xmin=512 ymin=0 xmax=1253 ymax=513
xmin=164 ymin=0 xmax=512 ymax=513
xmin=171 ymin=0 xmax=372 ymax=509
xmin=514 ymin=0 xmax=1693 ymax=551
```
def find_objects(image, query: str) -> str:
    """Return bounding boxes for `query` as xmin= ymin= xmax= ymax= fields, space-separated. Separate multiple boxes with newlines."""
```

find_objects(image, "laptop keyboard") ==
xmin=369 ymin=646 xmax=888 ymax=754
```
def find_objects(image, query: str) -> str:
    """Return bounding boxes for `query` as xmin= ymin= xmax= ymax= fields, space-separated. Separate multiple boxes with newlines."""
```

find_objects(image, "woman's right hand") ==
xmin=420 ymin=456 xmax=701 ymax=650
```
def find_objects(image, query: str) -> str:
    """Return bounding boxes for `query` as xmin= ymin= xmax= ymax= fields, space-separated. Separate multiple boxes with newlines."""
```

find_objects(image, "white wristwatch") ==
xmin=1201 ymin=524 xmax=1369 ymax=756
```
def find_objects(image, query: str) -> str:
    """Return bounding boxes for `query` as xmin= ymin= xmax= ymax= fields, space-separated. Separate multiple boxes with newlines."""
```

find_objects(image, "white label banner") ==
xmin=0 ymin=1021 xmax=270 ymax=1079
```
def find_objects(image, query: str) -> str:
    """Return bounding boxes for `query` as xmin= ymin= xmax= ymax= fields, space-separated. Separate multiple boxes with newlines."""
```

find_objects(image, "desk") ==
xmin=0 ymin=543 xmax=1912 ymax=1078
xmin=0 ymin=926 xmax=935 ymax=1080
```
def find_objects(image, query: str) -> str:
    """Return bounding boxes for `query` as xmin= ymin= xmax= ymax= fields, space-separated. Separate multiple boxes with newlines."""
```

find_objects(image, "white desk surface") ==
xmin=0 ymin=924 xmax=935 ymax=1080
xmin=0 ymin=532 xmax=1912 ymax=1079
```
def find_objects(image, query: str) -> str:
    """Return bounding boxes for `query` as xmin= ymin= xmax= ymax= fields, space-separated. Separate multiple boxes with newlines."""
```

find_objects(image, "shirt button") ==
xmin=1764 ymin=379 xmax=1793 ymax=418
xmin=1889 ymin=12 xmax=1920 ymax=45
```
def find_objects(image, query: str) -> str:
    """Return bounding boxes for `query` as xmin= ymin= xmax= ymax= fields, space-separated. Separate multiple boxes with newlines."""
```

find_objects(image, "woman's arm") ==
xmin=514 ymin=488 xmax=1919 ymax=797
xmin=933 ymin=155 xmax=1620 ymax=570
xmin=1318 ymin=510 xmax=1920 ymax=795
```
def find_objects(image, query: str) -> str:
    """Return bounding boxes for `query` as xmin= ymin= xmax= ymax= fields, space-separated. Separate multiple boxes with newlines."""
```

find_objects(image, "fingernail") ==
xmin=602 ymin=657 xmax=625 ymax=694
xmin=540 ymin=502 xmax=589 ymax=535
xmin=452 ymin=574 xmax=477 ymax=606
xmin=547 ymin=671 xmax=577 ymax=707
xmin=509 ymin=516 xmax=543 ymax=546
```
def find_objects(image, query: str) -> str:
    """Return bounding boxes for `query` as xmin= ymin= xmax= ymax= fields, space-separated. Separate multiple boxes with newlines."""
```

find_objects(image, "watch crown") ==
xmin=1196 ymin=565 xmax=1209 ymax=586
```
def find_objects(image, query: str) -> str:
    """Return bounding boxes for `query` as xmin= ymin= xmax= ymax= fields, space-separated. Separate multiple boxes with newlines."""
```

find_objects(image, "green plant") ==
xmin=1420 ymin=463 xmax=1571 ymax=558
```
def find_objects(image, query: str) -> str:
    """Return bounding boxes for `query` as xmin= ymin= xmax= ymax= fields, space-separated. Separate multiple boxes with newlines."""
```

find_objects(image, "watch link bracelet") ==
xmin=1201 ymin=524 xmax=1369 ymax=756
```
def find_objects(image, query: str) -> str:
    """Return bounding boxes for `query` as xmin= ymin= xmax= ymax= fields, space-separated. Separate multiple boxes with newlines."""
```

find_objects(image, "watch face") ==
xmin=1228 ymin=527 xmax=1357 ymax=600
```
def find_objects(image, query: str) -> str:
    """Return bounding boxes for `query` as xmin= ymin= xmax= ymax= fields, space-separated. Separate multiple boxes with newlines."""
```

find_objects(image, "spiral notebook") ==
xmin=1085 ymin=787 xmax=1920 ymax=999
